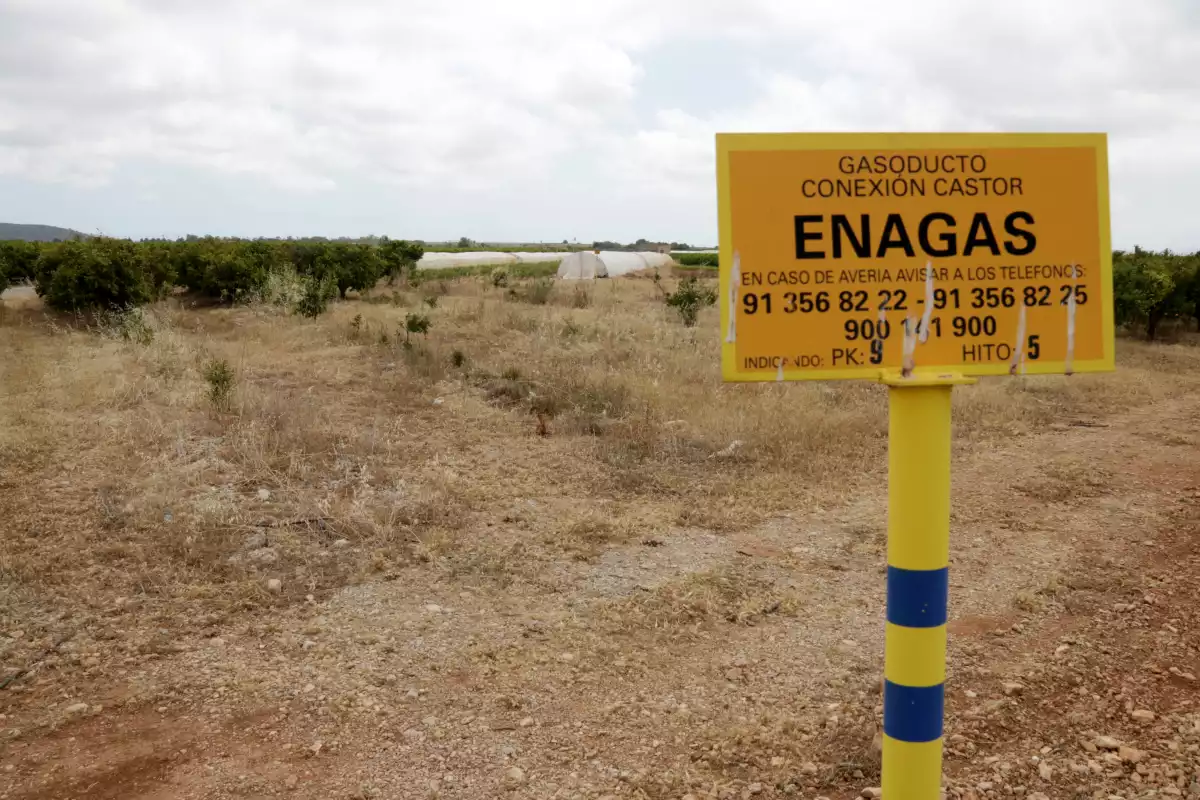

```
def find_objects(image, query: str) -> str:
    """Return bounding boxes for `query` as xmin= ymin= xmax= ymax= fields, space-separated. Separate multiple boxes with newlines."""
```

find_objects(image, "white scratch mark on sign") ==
xmin=918 ymin=261 xmax=935 ymax=344
xmin=776 ymin=357 xmax=785 ymax=382
xmin=901 ymin=315 xmax=918 ymax=376
xmin=1009 ymin=304 xmax=1027 ymax=375
xmin=725 ymin=252 xmax=740 ymax=344
xmin=1065 ymin=283 xmax=1077 ymax=376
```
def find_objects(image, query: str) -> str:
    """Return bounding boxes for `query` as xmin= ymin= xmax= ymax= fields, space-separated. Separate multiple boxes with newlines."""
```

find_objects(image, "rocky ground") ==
xmin=2 ymin=394 xmax=1197 ymax=800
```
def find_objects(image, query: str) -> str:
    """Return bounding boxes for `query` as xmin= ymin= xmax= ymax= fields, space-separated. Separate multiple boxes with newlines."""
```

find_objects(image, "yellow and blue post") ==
xmin=880 ymin=374 xmax=970 ymax=799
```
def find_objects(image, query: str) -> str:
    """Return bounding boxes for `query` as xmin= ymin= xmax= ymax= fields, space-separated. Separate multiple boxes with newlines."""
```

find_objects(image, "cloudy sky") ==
xmin=0 ymin=0 xmax=1197 ymax=249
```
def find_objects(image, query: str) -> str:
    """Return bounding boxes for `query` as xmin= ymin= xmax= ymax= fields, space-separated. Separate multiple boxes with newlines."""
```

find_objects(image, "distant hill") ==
xmin=0 ymin=223 xmax=88 ymax=242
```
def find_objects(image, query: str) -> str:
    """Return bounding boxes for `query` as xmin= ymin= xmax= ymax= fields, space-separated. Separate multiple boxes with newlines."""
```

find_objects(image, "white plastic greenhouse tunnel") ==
xmin=557 ymin=251 xmax=674 ymax=280
xmin=416 ymin=251 xmax=564 ymax=270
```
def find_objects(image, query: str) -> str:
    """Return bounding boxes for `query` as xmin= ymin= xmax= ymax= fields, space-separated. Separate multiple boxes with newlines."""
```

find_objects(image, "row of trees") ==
xmin=0 ymin=237 xmax=424 ymax=312
xmin=2 ymin=238 xmax=1197 ymax=339
xmin=1113 ymin=248 xmax=1200 ymax=340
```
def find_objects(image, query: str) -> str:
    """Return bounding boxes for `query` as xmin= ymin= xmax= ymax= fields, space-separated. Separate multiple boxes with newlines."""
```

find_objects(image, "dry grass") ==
xmin=3 ymin=276 xmax=1200 ymax=641
xmin=598 ymin=566 xmax=804 ymax=631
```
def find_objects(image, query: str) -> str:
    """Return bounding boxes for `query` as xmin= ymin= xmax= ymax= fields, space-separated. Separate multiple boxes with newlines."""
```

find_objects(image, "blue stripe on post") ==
xmin=886 ymin=566 xmax=949 ymax=628
xmin=883 ymin=680 xmax=945 ymax=743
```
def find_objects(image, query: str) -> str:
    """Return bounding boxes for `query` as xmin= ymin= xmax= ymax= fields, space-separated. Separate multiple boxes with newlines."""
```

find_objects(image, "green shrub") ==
xmin=490 ymin=267 xmax=509 ymax=288
xmin=295 ymin=273 xmax=337 ymax=318
xmin=676 ymin=252 xmax=719 ymax=267
xmin=378 ymin=238 xmax=424 ymax=285
xmin=176 ymin=238 xmax=280 ymax=302
xmin=134 ymin=239 xmax=181 ymax=298
xmin=1113 ymin=248 xmax=1200 ymax=339
xmin=661 ymin=275 xmax=717 ymax=327
xmin=318 ymin=243 xmax=385 ymax=298
xmin=0 ymin=240 xmax=42 ymax=286
xmin=35 ymin=238 xmax=152 ymax=312
xmin=403 ymin=312 xmax=431 ymax=345
xmin=202 ymin=358 xmax=236 ymax=411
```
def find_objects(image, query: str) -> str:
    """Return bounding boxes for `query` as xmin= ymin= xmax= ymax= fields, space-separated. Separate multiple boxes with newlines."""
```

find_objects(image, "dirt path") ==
xmin=2 ymin=391 xmax=1199 ymax=799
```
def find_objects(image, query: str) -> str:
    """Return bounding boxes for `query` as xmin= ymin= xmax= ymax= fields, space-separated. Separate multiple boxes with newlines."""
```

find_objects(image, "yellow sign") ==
xmin=717 ymin=133 xmax=1114 ymax=381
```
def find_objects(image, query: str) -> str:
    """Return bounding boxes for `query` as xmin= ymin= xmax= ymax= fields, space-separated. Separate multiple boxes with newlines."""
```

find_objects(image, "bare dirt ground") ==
xmin=2 ymin=275 xmax=1199 ymax=799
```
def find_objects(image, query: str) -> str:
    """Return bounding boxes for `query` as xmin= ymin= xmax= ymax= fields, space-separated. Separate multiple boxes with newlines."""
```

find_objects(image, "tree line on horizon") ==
xmin=1 ymin=236 xmax=1198 ymax=341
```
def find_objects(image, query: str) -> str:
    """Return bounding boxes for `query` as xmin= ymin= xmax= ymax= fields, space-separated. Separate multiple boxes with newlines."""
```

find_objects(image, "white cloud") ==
xmin=0 ymin=0 xmax=1196 ymax=247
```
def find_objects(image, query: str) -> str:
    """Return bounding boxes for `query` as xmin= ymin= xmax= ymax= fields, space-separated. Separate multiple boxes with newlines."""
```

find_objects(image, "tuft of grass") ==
xmin=508 ymin=278 xmax=555 ymax=305
xmin=602 ymin=568 xmax=802 ymax=630
xmin=95 ymin=306 xmax=155 ymax=345
xmin=549 ymin=515 xmax=634 ymax=561
xmin=570 ymin=284 xmax=592 ymax=309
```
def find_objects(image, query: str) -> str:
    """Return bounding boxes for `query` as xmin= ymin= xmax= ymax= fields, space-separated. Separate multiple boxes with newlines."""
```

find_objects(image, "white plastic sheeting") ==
xmin=557 ymin=251 xmax=608 ymax=279
xmin=417 ymin=251 xmax=564 ymax=271
xmin=558 ymin=251 xmax=673 ymax=279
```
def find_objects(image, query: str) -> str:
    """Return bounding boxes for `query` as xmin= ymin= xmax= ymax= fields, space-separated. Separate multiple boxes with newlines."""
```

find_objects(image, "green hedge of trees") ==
xmin=0 ymin=236 xmax=423 ymax=313
xmin=2 ymin=237 xmax=1197 ymax=340
xmin=1112 ymin=249 xmax=1200 ymax=340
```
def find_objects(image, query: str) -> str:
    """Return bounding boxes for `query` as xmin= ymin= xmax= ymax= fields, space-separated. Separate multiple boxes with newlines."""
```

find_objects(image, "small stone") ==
xmin=506 ymin=766 xmax=526 ymax=785
xmin=1038 ymin=762 xmax=1053 ymax=780
xmin=770 ymin=756 xmax=785 ymax=767
xmin=284 ymin=775 xmax=298 ymax=790
xmin=332 ymin=539 xmax=350 ymax=549
xmin=246 ymin=547 xmax=279 ymax=565
xmin=308 ymin=741 xmax=323 ymax=757
xmin=1003 ymin=682 xmax=1025 ymax=696
xmin=1119 ymin=746 xmax=1144 ymax=763
xmin=1028 ymin=794 xmax=1050 ymax=800
xmin=862 ymin=789 xmax=882 ymax=799
xmin=432 ymin=397 xmax=444 ymax=406
xmin=424 ymin=604 xmax=443 ymax=613
xmin=519 ymin=717 xmax=534 ymax=728
xmin=802 ymin=762 xmax=819 ymax=775
xmin=559 ymin=652 xmax=576 ymax=663
xmin=64 ymin=702 xmax=90 ymax=716
xmin=1094 ymin=735 xmax=1122 ymax=750
xmin=978 ymin=781 xmax=994 ymax=791
xmin=1055 ymin=644 xmax=1070 ymax=656
xmin=965 ymin=689 xmax=978 ymax=698
xmin=266 ymin=578 xmax=282 ymax=593
xmin=301 ymin=640 xmax=317 ymax=650
xmin=747 ymin=783 xmax=763 ymax=795
xmin=257 ymin=488 xmax=271 ymax=501
xmin=243 ymin=532 xmax=267 ymax=550
xmin=406 ymin=688 xmax=420 ymax=699
xmin=1131 ymin=709 xmax=1155 ymax=723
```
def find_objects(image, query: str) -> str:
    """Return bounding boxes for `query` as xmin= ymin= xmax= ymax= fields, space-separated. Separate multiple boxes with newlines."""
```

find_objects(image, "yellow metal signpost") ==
xmin=716 ymin=133 xmax=1113 ymax=799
